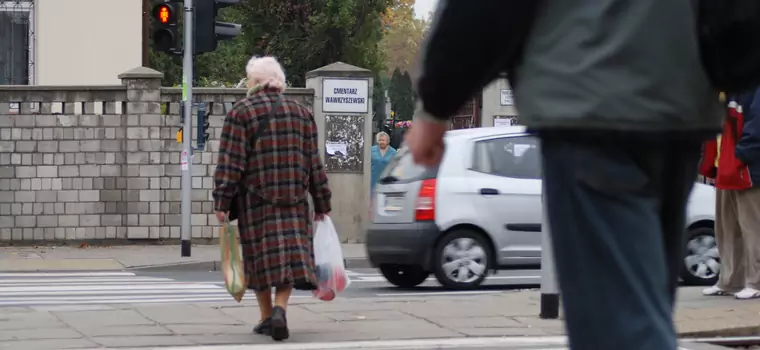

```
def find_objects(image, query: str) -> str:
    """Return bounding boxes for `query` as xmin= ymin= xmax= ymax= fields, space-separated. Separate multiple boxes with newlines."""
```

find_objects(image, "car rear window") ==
xmin=379 ymin=148 xmax=437 ymax=184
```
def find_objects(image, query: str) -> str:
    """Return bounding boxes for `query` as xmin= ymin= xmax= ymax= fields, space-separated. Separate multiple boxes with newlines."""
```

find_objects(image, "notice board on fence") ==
xmin=324 ymin=115 xmax=365 ymax=173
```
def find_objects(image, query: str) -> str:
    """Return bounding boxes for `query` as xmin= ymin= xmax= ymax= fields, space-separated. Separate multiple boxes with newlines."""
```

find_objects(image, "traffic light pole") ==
xmin=180 ymin=0 xmax=194 ymax=257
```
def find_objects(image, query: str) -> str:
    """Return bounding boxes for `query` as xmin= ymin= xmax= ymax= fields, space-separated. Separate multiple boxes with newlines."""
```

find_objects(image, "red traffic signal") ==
xmin=151 ymin=2 xmax=180 ymax=53
xmin=153 ymin=4 xmax=175 ymax=24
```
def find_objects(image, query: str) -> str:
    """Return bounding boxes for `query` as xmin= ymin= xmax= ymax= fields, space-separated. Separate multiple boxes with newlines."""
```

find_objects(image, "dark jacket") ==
xmin=413 ymin=0 xmax=723 ymax=132
xmin=699 ymin=88 xmax=760 ymax=189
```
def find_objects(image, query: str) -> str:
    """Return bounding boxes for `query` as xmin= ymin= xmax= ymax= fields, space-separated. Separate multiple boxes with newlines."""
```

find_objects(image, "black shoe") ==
xmin=253 ymin=318 xmax=272 ymax=335
xmin=270 ymin=306 xmax=289 ymax=341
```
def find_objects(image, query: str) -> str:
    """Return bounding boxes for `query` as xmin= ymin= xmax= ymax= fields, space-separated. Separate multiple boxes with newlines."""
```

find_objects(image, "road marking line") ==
xmin=0 ymin=288 xmax=232 ymax=297
xmin=350 ymin=275 xmax=541 ymax=283
xmin=0 ymin=277 xmax=175 ymax=284
xmin=376 ymin=291 xmax=502 ymax=297
xmin=0 ymin=283 xmax=224 ymax=292
xmin=88 ymin=336 xmax=698 ymax=350
xmin=102 ymin=336 xmax=571 ymax=350
xmin=0 ymin=272 xmax=136 ymax=277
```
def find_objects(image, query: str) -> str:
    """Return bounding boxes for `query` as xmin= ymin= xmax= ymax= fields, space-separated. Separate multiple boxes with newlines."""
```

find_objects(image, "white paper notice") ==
xmin=513 ymin=144 xmax=531 ymax=157
xmin=494 ymin=118 xmax=512 ymax=127
xmin=180 ymin=150 xmax=189 ymax=171
xmin=326 ymin=141 xmax=348 ymax=157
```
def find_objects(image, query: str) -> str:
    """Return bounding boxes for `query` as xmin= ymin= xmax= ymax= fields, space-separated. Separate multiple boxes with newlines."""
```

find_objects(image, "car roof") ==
xmin=444 ymin=126 xmax=528 ymax=141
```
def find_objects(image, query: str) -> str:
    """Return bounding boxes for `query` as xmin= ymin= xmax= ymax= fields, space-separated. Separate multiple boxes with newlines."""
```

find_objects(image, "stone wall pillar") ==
xmin=305 ymin=62 xmax=374 ymax=243
xmin=117 ymin=67 xmax=166 ymax=239
xmin=481 ymin=77 xmax=520 ymax=127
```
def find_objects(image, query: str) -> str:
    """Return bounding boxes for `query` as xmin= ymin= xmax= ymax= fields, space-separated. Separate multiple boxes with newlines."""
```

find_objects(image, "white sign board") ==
xmin=494 ymin=116 xmax=519 ymax=127
xmin=500 ymin=89 xmax=514 ymax=106
xmin=322 ymin=78 xmax=370 ymax=113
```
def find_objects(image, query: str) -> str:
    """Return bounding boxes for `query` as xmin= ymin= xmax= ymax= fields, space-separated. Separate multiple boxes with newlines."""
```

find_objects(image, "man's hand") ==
xmin=405 ymin=117 xmax=448 ymax=167
xmin=215 ymin=211 xmax=228 ymax=223
xmin=314 ymin=212 xmax=329 ymax=222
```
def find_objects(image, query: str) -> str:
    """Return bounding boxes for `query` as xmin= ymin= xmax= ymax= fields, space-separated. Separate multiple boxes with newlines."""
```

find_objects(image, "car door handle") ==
xmin=506 ymin=223 xmax=542 ymax=232
xmin=479 ymin=188 xmax=499 ymax=195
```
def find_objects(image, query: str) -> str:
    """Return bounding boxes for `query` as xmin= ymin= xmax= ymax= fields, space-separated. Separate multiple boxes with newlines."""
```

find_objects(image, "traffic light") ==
xmin=151 ymin=1 xmax=181 ymax=53
xmin=196 ymin=104 xmax=209 ymax=150
xmin=176 ymin=102 xmax=185 ymax=143
xmin=194 ymin=0 xmax=242 ymax=55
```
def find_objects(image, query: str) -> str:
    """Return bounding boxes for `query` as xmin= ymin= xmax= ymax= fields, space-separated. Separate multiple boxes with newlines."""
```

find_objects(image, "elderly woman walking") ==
xmin=213 ymin=56 xmax=332 ymax=341
xmin=370 ymin=131 xmax=397 ymax=192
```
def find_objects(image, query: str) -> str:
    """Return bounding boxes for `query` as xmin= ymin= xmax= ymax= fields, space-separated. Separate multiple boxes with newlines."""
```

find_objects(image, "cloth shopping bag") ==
xmin=220 ymin=217 xmax=246 ymax=302
xmin=312 ymin=216 xmax=351 ymax=301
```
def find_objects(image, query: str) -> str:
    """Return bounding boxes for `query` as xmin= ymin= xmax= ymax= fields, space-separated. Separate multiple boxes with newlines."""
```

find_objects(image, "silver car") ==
xmin=365 ymin=126 xmax=719 ymax=290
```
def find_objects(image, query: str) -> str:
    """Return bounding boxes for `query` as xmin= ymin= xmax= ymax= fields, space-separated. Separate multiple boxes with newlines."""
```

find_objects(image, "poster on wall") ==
xmin=322 ymin=78 xmax=370 ymax=113
xmin=494 ymin=115 xmax=519 ymax=127
xmin=500 ymin=89 xmax=514 ymax=106
xmin=324 ymin=115 xmax=365 ymax=173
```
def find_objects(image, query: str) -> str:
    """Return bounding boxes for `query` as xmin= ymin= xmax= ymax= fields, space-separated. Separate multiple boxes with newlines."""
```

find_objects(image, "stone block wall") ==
xmin=0 ymin=67 xmax=315 ymax=243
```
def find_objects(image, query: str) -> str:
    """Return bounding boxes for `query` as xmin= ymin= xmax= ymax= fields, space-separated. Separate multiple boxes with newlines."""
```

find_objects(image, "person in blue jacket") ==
xmin=370 ymin=131 xmax=397 ymax=192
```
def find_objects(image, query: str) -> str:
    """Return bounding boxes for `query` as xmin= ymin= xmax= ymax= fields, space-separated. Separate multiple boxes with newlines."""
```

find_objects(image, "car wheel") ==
xmin=681 ymin=226 xmax=720 ymax=286
xmin=379 ymin=264 xmax=430 ymax=288
xmin=433 ymin=229 xmax=490 ymax=290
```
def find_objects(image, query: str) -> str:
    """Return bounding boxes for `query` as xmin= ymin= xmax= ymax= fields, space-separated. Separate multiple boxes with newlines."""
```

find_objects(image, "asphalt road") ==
xmin=136 ymin=267 xmax=542 ymax=299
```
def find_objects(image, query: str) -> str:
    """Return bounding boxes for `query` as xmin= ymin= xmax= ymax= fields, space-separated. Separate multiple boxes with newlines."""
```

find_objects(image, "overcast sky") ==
xmin=414 ymin=0 xmax=438 ymax=19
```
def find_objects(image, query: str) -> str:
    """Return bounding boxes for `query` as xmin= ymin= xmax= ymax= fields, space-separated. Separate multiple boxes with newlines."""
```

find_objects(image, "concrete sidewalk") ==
xmin=0 ymin=244 xmax=369 ymax=271
xmin=0 ymin=287 xmax=758 ymax=349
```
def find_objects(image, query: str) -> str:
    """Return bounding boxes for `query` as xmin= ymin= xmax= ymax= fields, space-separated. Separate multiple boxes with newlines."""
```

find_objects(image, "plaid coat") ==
xmin=213 ymin=87 xmax=332 ymax=291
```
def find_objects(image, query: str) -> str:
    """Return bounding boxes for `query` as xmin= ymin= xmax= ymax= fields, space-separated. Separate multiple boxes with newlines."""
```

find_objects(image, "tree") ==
xmin=238 ymin=0 xmax=391 ymax=87
xmin=398 ymin=70 xmax=414 ymax=120
xmin=148 ymin=0 xmax=393 ymax=88
xmin=379 ymin=0 xmax=428 ymax=75
xmin=388 ymin=68 xmax=403 ymax=118
xmin=373 ymin=73 xmax=388 ymax=127
xmin=148 ymin=1 xmax=248 ymax=87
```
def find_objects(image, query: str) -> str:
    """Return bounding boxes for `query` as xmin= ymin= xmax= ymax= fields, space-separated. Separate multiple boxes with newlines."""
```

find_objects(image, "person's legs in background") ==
xmin=704 ymin=189 xmax=746 ymax=296
xmin=734 ymin=188 xmax=760 ymax=299
xmin=539 ymin=133 xmax=700 ymax=349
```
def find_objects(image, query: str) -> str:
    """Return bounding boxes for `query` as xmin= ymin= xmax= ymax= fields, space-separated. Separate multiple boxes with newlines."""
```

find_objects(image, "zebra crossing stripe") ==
xmin=0 ymin=272 xmax=308 ymax=307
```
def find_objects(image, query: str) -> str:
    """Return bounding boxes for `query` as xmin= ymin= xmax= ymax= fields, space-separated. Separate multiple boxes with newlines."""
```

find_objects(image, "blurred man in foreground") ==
xmin=406 ymin=1 xmax=722 ymax=349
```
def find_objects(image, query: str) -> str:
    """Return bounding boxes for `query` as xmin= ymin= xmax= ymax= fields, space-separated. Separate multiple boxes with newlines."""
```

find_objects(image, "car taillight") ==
xmin=415 ymin=179 xmax=436 ymax=221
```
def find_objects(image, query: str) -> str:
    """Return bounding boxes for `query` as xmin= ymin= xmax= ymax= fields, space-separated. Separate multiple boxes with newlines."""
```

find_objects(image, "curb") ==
xmin=680 ymin=325 xmax=760 ymax=338
xmin=130 ymin=258 xmax=371 ymax=272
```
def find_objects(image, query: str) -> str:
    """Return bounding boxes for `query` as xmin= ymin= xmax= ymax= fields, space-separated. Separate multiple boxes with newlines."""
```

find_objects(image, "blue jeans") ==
xmin=539 ymin=132 xmax=704 ymax=350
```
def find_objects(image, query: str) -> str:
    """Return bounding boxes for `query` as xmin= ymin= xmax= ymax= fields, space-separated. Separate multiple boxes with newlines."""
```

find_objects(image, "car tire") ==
xmin=681 ymin=226 xmax=720 ymax=286
xmin=379 ymin=264 xmax=430 ymax=288
xmin=433 ymin=229 xmax=490 ymax=290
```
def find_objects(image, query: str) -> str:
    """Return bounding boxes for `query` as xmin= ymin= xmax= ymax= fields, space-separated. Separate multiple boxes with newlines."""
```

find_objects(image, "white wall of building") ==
xmin=35 ymin=0 xmax=142 ymax=85
xmin=481 ymin=77 xmax=520 ymax=127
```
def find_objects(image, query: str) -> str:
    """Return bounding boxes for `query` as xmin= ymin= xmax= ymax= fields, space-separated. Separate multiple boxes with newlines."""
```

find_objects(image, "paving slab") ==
xmin=76 ymin=325 xmax=173 ymax=337
xmin=0 ymin=338 xmax=99 ymax=350
xmin=135 ymin=304 xmax=240 ymax=325
xmin=53 ymin=309 xmax=154 ymax=328
xmin=0 ymin=310 xmax=67 ymax=331
xmin=90 ymin=335 xmax=196 ymax=347
xmin=0 ymin=327 xmax=82 ymax=341
xmin=0 ymin=288 xmax=755 ymax=349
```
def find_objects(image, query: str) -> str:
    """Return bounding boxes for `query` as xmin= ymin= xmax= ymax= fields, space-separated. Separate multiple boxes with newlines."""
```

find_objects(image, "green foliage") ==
xmin=148 ymin=0 xmax=392 ymax=91
xmin=387 ymin=68 xmax=413 ymax=120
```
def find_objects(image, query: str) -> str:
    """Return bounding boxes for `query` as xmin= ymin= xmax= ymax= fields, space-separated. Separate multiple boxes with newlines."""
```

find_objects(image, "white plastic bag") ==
xmin=312 ymin=216 xmax=351 ymax=301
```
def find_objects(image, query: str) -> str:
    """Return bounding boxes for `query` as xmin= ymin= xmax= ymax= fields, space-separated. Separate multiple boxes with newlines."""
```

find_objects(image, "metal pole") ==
xmin=180 ymin=0 xmax=194 ymax=257
xmin=539 ymin=179 xmax=560 ymax=319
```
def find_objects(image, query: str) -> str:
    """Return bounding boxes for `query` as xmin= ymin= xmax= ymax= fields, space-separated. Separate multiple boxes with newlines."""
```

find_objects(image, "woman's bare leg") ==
xmin=274 ymin=285 xmax=293 ymax=309
xmin=254 ymin=288 xmax=273 ymax=321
